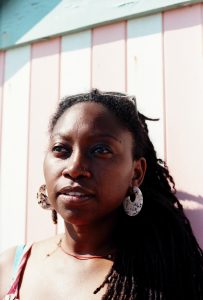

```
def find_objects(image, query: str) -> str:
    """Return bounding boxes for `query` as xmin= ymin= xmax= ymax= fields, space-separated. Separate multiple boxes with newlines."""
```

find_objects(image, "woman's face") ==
xmin=44 ymin=102 xmax=145 ymax=225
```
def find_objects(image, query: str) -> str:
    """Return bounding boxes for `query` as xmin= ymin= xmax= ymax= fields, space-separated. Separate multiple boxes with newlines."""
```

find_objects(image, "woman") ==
xmin=0 ymin=89 xmax=203 ymax=299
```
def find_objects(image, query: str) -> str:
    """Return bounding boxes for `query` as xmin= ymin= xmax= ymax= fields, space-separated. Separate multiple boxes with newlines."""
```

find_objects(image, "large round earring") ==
xmin=37 ymin=184 xmax=58 ymax=224
xmin=37 ymin=184 xmax=51 ymax=209
xmin=123 ymin=186 xmax=143 ymax=216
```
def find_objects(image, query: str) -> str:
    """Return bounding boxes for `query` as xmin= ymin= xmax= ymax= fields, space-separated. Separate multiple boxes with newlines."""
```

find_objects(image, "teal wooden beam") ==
xmin=0 ymin=0 xmax=202 ymax=50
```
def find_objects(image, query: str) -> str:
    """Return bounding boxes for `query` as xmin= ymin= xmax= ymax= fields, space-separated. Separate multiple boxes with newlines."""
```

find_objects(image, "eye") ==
xmin=52 ymin=144 xmax=71 ymax=158
xmin=91 ymin=144 xmax=112 ymax=158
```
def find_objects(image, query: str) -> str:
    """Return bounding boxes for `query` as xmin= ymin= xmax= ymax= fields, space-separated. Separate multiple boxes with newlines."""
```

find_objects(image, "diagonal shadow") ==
xmin=177 ymin=190 xmax=203 ymax=205
xmin=176 ymin=190 xmax=203 ymax=249
xmin=0 ymin=0 xmax=62 ymax=48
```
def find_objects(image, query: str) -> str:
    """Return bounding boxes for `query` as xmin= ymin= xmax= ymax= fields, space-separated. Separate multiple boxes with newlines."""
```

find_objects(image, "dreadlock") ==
xmin=49 ymin=89 xmax=203 ymax=299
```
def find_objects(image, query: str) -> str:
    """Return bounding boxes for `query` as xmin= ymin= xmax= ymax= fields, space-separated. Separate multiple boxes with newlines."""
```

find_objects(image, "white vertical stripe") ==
xmin=127 ymin=14 xmax=164 ymax=159
xmin=0 ymin=46 xmax=30 ymax=251
xmin=60 ymin=30 xmax=91 ymax=97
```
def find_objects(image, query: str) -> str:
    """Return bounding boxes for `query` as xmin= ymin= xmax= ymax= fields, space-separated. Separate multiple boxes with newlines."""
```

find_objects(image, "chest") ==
xmin=18 ymin=257 xmax=112 ymax=300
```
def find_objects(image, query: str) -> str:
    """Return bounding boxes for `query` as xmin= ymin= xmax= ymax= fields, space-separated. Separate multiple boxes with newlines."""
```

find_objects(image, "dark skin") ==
xmin=44 ymin=102 xmax=146 ymax=255
xmin=0 ymin=102 xmax=146 ymax=300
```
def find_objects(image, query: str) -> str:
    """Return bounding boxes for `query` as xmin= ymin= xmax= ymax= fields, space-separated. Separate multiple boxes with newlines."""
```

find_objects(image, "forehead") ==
xmin=52 ymin=102 xmax=128 ymax=136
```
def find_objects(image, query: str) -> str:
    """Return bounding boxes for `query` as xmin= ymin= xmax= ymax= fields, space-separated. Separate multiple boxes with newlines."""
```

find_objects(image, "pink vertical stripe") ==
xmin=26 ymin=38 xmax=60 ymax=243
xmin=92 ymin=22 xmax=126 ymax=92
xmin=163 ymin=4 xmax=203 ymax=247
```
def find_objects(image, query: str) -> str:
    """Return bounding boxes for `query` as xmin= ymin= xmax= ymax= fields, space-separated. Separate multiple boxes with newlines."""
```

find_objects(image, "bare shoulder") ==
xmin=0 ymin=246 xmax=17 ymax=298
xmin=0 ymin=235 xmax=61 ymax=298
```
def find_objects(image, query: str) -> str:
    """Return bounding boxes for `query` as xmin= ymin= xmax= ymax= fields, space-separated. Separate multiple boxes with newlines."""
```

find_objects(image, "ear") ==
xmin=132 ymin=157 xmax=147 ymax=187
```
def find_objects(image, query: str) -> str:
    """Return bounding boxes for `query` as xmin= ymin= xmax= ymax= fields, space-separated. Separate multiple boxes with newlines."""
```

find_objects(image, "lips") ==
xmin=57 ymin=186 xmax=95 ymax=205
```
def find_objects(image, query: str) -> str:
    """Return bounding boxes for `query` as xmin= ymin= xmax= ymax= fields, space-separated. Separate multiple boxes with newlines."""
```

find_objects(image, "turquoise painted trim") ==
xmin=0 ymin=0 xmax=202 ymax=50
xmin=0 ymin=0 xmax=61 ymax=50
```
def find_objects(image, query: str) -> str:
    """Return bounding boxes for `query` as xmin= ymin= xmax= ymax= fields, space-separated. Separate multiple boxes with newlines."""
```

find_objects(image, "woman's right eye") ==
xmin=52 ymin=145 xmax=71 ymax=158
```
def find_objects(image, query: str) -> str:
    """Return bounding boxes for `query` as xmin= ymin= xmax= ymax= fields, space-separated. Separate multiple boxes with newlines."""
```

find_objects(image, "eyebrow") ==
xmin=50 ymin=133 xmax=122 ymax=143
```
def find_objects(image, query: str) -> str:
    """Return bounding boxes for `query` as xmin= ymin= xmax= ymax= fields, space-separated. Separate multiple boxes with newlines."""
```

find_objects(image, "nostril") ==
xmin=62 ymin=167 xmax=70 ymax=176
xmin=61 ymin=168 xmax=71 ymax=178
xmin=62 ymin=166 xmax=91 ymax=178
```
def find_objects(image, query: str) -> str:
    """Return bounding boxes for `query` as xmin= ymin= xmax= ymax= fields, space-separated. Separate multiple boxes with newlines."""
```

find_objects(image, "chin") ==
xmin=61 ymin=211 xmax=95 ymax=226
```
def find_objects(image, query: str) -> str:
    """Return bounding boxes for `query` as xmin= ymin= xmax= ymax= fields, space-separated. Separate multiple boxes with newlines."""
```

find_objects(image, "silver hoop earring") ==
xmin=123 ymin=186 xmax=143 ymax=216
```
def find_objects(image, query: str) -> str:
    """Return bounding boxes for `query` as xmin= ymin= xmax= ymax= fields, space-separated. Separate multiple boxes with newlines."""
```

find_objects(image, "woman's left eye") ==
xmin=91 ymin=145 xmax=112 ymax=157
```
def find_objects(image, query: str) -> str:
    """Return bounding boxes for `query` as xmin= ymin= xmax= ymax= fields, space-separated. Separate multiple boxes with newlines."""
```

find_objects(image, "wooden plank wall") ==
xmin=0 ymin=3 xmax=202 ymax=251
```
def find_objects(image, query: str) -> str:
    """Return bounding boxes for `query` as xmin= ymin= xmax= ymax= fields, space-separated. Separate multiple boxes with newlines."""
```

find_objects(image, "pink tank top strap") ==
xmin=4 ymin=244 xmax=32 ymax=300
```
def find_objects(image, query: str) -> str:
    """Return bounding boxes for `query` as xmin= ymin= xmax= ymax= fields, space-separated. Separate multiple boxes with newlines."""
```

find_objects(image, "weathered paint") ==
xmin=127 ymin=13 xmax=164 ymax=159
xmin=0 ymin=0 xmax=202 ymax=50
xmin=26 ymin=38 xmax=60 ymax=243
xmin=163 ymin=4 xmax=203 ymax=246
xmin=0 ymin=46 xmax=30 ymax=251
xmin=92 ymin=22 xmax=126 ymax=91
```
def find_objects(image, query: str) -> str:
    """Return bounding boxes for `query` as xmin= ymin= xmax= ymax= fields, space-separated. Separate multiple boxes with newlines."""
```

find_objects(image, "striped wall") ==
xmin=0 ymin=3 xmax=203 ymax=251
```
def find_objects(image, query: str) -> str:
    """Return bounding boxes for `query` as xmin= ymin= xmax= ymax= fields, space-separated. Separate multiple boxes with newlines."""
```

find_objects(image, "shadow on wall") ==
xmin=1 ymin=38 xmax=60 ymax=84
xmin=177 ymin=190 xmax=203 ymax=249
xmin=0 ymin=0 xmax=61 ymax=48
xmin=177 ymin=190 xmax=203 ymax=206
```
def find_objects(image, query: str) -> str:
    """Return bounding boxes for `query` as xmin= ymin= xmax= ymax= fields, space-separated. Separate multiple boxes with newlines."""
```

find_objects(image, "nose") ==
xmin=61 ymin=149 xmax=91 ymax=179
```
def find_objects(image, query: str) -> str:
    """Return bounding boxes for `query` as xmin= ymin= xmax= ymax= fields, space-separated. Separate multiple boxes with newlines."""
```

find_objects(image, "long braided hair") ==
xmin=49 ymin=89 xmax=203 ymax=299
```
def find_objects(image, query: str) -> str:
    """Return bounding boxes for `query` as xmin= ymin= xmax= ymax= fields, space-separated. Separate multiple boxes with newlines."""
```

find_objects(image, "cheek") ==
xmin=44 ymin=153 xmax=60 ymax=176
xmin=43 ymin=156 xmax=60 ymax=194
xmin=43 ymin=157 xmax=52 ymax=183
xmin=94 ymin=160 xmax=134 ymax=197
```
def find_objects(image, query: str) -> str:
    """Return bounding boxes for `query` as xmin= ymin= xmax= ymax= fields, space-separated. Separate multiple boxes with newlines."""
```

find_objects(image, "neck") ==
xmin=63 ymin=214 xmax=118 ymax=256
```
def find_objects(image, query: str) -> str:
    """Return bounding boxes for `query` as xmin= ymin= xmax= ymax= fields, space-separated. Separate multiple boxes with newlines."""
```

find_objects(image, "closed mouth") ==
xmin=57 ymin=186 xmax=95 ymax=204
xmin=62 ymin=192 xmax=90 ymax=197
